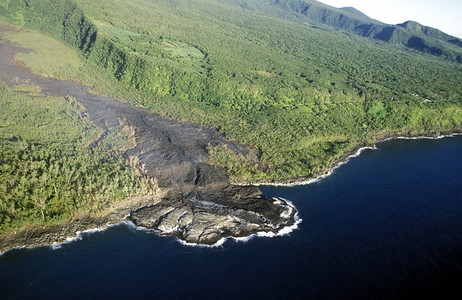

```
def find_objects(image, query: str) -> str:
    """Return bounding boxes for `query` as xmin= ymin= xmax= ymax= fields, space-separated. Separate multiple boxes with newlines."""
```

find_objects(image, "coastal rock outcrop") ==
xmin=130 ymin=187 xmax=296 ymax=245
xmin=0 ymin=41 xmax=298 ymax=247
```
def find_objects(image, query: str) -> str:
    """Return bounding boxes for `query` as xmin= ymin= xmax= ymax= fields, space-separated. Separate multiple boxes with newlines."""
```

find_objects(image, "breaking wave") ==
xmin=258 ymin=145 xmax=377 ymax=187
xmin=176 ymin=198 xmax=302 ymax=248
xmin=258 ymin=132 xmax=462 ymax=188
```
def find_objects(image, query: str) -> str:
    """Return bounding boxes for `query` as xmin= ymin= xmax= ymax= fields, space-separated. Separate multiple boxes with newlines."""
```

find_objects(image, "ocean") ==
xmin=1 ymin=136 xmax=462 ymax=299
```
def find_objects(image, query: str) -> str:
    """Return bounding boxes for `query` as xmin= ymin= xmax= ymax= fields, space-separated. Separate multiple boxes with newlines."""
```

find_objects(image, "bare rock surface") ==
xmin=0 ymin=41 xmax=297 ymax=248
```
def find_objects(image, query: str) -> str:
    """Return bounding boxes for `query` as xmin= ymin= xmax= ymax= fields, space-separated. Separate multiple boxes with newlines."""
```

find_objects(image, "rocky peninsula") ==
xmin=0 ymin=41 xmax=298 ymax=250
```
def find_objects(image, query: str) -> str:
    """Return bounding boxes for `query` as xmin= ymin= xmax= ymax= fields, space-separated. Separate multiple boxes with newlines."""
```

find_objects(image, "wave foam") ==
xmin=56 ymin=227 xmax=110 ymax=247
xmin=257 ymin=133 xmax=462 ymax=188
xmin=258 ymin=145 xmax=376 ymax=187
xmin=1 ymin=199 xmax=304 ymax=253
xmin=176 ymin=198 xmax=302 ymax=248
xmin=1 ymin=221 xmax=137 ymax=255
xmin=0 ymin=245 xmax=27 ymax=257
xmin=380 ymin=132 xmax=461 ymax=143
xmin=15 ymin=133 xmax=455 ymax=251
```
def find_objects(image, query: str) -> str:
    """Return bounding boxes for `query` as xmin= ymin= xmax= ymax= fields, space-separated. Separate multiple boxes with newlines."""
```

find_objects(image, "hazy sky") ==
xmin=318 ymin=0 xmax=462 ymax=38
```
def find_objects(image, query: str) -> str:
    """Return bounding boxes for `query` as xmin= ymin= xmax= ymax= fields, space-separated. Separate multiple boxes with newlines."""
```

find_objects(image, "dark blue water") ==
xmin=1 ymin=136 xmax=462 ymax=299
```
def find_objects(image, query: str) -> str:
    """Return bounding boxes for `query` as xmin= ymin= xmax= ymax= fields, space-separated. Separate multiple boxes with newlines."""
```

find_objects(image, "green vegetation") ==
xmin=207 ymin=145 xmax=267 ymax=182
xmin=0 ymin=0 xmax=461 ymax=185
xmin=220 ymin=0 xmax=462 ymax=62
xmin=0 ymin=83 xmax=150 ymax=233
xmin=5 ymin=25 xmax=85 ymax=80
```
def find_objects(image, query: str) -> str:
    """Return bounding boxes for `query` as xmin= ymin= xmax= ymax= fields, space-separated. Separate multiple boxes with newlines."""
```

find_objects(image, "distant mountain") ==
xmin=219 ymin=0 xmax=462 ymax=62
xmin=339 ymin=6 xmax=371 ymax=19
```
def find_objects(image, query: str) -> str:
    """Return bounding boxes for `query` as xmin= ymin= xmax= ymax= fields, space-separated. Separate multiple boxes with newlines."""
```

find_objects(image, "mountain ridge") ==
xmin=219 ymin=0 xmax=462 ymax=62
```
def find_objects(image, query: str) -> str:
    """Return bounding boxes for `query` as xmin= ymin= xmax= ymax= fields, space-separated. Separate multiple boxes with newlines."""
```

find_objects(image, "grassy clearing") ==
xmin=2 ymin=21 xmax=84 ymax=80
xmin=94 ymin=20 xmax=140 ymax=40
xmin=163 ymin=40 xmax=205 ymax=59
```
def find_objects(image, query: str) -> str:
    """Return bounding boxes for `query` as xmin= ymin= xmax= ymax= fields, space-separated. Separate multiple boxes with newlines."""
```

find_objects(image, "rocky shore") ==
xmin=0 ymin=41 xmax=297 ymax=251
xmin=2 ymin=39 xmax=459 ymax=252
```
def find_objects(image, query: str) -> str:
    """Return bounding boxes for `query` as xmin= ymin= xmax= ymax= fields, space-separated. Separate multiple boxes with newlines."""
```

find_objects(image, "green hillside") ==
xmin=220 ymin=0 xmax=462 ymax=62
xmin=1 ymin=0 xmax=462 ymax=182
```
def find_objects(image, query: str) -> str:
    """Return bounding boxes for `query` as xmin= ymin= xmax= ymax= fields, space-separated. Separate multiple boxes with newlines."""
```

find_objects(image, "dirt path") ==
xmin=0 ymin=41 xmax=297 ymax=247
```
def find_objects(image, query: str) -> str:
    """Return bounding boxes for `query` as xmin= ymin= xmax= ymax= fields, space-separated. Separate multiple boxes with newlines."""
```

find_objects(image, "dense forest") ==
xmin=0 ymin=0 xmax=462 ymax=232
xmin=0 ymin=83 xmax=151 ymax=233
xmin=220 ymin=0 xmax=462 ymax=63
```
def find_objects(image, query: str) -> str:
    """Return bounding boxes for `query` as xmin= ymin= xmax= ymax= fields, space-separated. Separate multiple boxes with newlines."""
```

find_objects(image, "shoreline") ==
xmin=1 ymin=36 xmax=461 ymax=254
xmin=0 ymin=194 xmax=163 ymax=254
xmin=0 ymin=39 xmax=300 ymax=254
xmin=2 ymin=130 xmax=460 ymax=254
xmin=1 ymin=197 xmax=302 ymax=255
xmin=162 ymin=197 xmax=303 ymax=248
xmin=236 ymin=130 xmax=462 ymax=188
